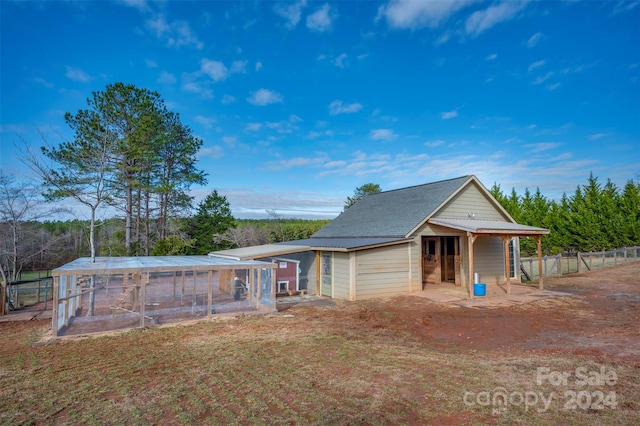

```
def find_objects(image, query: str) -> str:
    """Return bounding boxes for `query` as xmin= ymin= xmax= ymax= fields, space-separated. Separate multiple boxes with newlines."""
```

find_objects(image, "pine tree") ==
xmin=187 ymin=191 xmax=236 ymax=254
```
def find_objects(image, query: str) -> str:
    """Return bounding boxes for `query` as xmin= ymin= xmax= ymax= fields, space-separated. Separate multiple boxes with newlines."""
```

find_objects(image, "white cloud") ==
xmin=441 ymin=110 xmax=458 ymax=120
xmin=546 ymin=82 xmax=561 ymax=91
xmin=465 ymin=1 xmax=529 ymax=37
xmin=201 ymin=59 xmax=228 ymax=82
xmin=222 ymin=135 xmax=237 ymax=147
xmin=194 ymin=115 xmax=216 ymax=129
xmin=255 ymin=61 xmax=263 ymax=71
xmin=145 ymin=59 xmax=157 ymax=68
xmin=230 ymin=60 xmax=248 ymax=74
xmin=181 ymin=73 xmax=213 ymax=99
xmin=377 ymin=0 xmax=474 ymax=30
xmin=147 ymin=14 xmax=170 ymax=37
xmin=525 ymin=142 xmax=560 ymax=153
xmin=199 ymin=59 xmax=248 ymax=82
xmin=199 ymin=145 xmax=224 ymax=159
xmin=485 ymin=53 xmax=497 ymax=60
xmin=34 ymin=77 xmax=54 ymax=88
xmin=324 ymin=160 xmax=347 ymax=168
xmin=119 ymin=0 xmax=149 ymax=12
xmin=613 ymin=0 xmax=639 ymax=14
xmin=527 ymin=31 xmax=544 ymax=48
xmin=532 ymin=71 xmax=554 ymax=85
xmin=146 ymin=14 xmax=203 ymax=49
xmin=306 ymin=130 xmax=334 ymax=139
xmin=157 ymin=71 xmax=176 ymax=84
xmin=274 ymin=0 xmax=307 ymax=29
xmin=528 ymin=60 xmax=545 ymax=73
xmin=333 ymin=53 xmax=348 ymax=68
xmin=262 ymin=115 xmax=301 ymax=134
xmin=168 ymin=20 xmax=203 ymax=49
xmin=307 ymin=3 xmax=335 ymax=32
xmin=65 ymin=66 xmax=92 ymax=82
xmin=247 ymin=89 xmax=284 ymax=106
xmin=370 ymin=128 xmax=398 ymax=141
xmin=221 ymin=94 xmax=236 ymax=104
xmin=588 ymin=133 xmax=609 ymax=140
xmin=425 ymin=140 xmax=446 ymax=148
xmin=328 ymin=100 xmax=363 ymax=115
xmin=245 ymin=122 xmax=262 ymax=132
xmin=270 ymin=156 xmax=326 ymax=169
xmin=319 ymin=151 xmax=437 ymax=179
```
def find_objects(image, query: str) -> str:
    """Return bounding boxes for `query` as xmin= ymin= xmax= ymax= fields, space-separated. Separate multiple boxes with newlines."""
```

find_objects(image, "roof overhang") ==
xmin=304 ymin=237 xmax=412 ymax=251
xmin=211 ymin=237 xmax=412 ymax=261
xmin=211 ymin=244 xmax=313 ymax=261
xmin=428 ymin=217 xmax=550 ymax=236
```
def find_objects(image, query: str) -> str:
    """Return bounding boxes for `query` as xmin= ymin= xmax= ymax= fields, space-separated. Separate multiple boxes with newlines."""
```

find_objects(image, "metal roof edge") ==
xmin=428 ymin=217 xmax=550 ymax=235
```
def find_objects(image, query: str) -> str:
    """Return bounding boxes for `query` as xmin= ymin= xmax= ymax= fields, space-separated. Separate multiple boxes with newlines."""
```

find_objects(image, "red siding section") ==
xmin=275 ymin=260 xmax=298 ymax=292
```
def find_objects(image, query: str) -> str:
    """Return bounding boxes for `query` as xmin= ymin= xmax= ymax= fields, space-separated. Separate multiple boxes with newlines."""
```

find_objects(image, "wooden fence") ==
xmin=520 ymin=246 xmax=640 ymax=281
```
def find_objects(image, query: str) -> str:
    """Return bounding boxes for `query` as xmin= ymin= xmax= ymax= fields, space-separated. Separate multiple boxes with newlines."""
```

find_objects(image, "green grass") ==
xmin=17 ymin=270 xmax=52 ymax=281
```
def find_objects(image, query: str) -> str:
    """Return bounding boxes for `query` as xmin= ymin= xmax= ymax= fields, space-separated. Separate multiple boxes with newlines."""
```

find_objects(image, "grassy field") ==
xmin=15 ymin=270 xmax=52 ymax=281
xmin=1 ymin=263 xmax=639 ymax=425
xmin=6 ymin=274 xmax=53 ymax=309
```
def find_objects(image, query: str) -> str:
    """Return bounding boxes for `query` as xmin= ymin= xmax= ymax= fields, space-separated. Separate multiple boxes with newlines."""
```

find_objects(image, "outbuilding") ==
xmin=213 ymin=175 xmax=549 ymax=300
xmin=51 ymin=255 xmax=276 ymax=337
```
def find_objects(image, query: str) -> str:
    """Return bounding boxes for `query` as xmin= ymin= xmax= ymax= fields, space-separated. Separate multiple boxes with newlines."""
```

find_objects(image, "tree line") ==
xmin=0 ymin=170 xmax=329 ymax=282
xmin=490 ymin=173 xmax=640 ymax=255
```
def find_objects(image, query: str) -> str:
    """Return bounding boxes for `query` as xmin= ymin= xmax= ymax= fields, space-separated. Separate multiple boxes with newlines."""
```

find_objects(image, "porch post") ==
xmin=501 ymin=236 xmax=512 ymax=295
xmin=467 ymin=232 xmax=476 ymax=299
xmin=536 ymin=236 xmax=544 ymax=290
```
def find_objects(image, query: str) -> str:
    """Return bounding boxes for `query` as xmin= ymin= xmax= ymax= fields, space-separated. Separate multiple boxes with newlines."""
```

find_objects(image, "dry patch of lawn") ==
xmin=0 ymin=314 xmax=637 ymax=425
xmin=1 ymin=262 xmax=639 ymax=425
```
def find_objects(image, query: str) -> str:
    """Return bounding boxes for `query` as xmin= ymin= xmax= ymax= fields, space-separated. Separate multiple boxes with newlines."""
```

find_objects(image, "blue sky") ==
xmin=1 ymin=0 xmax=639 ymax=220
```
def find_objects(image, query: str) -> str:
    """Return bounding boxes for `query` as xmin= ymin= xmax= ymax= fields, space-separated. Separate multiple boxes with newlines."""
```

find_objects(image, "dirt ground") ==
xmin=276 ymin=261 xmax=640 ymax=366
xmin=1 ymin=261 xmax=639 ymax=425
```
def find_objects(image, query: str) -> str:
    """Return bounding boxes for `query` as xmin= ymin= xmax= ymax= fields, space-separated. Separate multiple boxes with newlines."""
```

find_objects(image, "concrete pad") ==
xmin=418 ymin=283 xmax=572 ymax=309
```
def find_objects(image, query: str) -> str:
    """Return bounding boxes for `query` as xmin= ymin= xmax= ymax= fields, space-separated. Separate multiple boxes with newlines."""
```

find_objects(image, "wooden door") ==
xmin=422 ymin=237 xmax=441 ymax=286
xmin=442 ymin=237 xmax=458 ymax=283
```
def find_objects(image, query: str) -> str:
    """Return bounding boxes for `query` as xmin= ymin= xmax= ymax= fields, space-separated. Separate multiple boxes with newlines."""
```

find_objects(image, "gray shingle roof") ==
xmin=281 ymin=237 xmax=410 ymax=250
xmin=313 ymin=176 xmax=472 ymax=238
xmin=212 ymin=237 xmax=411 ymax=260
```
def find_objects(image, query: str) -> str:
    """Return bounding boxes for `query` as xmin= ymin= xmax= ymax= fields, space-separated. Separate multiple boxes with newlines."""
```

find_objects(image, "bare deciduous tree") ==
xmin=0 ymin=171 xmax=63 ymax=314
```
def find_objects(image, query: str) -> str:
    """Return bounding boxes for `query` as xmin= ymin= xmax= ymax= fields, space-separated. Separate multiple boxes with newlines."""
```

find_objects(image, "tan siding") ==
xmin=408 ymin=242 xmax=420 ymax=292
xmin=333 ymin=252 xmax=350 ymax=299
xmin=472 ymin=236 xmax=505 ymax=284
xmin=413 ymin=223 xmax=463 ymax=237
xmin=435 ymin=182 xmax=509 ymax=220
xmin=355 ymin=244 xmax=410 ymax=299
xmin=282 ymin=251 xmax=317 ymax=295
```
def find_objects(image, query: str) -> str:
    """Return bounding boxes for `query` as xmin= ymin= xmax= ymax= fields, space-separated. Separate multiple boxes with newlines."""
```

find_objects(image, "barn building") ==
xmin=212 ymin=176 xmax=549 ymax=300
